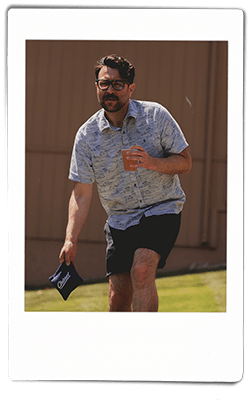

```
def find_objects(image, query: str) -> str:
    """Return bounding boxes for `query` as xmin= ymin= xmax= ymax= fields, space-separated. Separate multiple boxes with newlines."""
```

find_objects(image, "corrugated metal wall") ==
xmin=25 ymin=40 xmax=227 ymax=286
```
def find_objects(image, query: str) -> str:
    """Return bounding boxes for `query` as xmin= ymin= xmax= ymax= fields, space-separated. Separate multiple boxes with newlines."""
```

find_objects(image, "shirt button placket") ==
xmin=122 ymin=124 xmax=143 ymax=207
xmin=131 ymin=174 xmax=143 ymax=207
xmin=121 ymin=127 xmax=128 ymax=147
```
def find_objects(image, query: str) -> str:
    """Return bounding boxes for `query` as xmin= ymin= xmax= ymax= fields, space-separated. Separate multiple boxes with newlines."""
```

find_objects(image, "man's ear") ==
xmin=129 ymin=82 xmax=136 ymax=97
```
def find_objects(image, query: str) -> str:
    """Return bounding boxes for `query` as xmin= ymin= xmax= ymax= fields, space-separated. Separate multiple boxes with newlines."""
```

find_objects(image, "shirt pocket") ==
xmin=136 ymin=126 xmax=163 ymax=157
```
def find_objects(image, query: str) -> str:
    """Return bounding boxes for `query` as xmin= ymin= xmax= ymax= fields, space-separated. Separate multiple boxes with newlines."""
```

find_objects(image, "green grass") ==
xmin=25 ymin=270 xmax=226 ymax=312
xmin=157 ymin=270 xmax=226 ymax=312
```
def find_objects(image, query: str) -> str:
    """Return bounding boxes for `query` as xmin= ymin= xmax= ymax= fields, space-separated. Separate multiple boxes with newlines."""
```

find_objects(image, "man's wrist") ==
xmin=148 ymin=156 xmax=158 ymax=171
xmin=65 ymin=239 xmax=76 ymax=246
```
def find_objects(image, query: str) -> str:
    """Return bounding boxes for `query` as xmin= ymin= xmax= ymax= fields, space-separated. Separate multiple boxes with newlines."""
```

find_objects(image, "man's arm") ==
xmin=127 ymin=146 xmax=192 ymax=175
xmin=59 ymin=182 xmax=93 ymax=266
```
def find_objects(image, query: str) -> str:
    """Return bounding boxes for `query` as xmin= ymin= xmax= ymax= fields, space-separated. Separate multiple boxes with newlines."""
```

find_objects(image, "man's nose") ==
xmin=107 ymin=83 xmax=115 ymax=93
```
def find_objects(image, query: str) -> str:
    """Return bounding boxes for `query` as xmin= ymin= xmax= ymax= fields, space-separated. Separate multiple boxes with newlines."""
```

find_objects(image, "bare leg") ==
xmin=108 ymin=272 xmax=133 ymax=312
xmin=131 ymin=248 xmax=160 ymax=312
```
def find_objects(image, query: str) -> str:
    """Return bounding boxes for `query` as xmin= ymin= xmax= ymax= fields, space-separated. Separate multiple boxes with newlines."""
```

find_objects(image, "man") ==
xmin=59 ymin=54 xmax=192 ymax=312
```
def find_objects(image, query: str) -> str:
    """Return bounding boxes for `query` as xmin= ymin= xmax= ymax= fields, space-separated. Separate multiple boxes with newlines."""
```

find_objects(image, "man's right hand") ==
xmin=59 ymin=241 xmax=77 ymax=266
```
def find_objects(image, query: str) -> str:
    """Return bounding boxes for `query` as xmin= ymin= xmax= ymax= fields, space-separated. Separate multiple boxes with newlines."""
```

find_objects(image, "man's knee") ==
xmin=131 ymin=248 xmax=160 ymax=290
xmin=131 ymin=264 xmax=150 ymax=290
xmin=109 ymin=293 xmax=131 ymax=311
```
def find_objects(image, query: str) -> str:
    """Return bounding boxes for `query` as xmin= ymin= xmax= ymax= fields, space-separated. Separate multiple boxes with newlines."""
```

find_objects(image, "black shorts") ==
xmin=104 ymin=213 xmax=181 ymax=276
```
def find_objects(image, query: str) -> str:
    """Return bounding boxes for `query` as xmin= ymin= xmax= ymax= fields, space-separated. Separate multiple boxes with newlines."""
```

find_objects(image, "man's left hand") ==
xmin=126 ymin=145 xmax=154 ymax=170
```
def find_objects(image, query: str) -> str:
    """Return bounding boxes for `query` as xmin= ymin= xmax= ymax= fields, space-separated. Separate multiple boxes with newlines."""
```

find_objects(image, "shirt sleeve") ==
xmin=68 ymin=128 xmax=95 ymax=184
xmin=160 ymin=107 xmax=189 ymax=155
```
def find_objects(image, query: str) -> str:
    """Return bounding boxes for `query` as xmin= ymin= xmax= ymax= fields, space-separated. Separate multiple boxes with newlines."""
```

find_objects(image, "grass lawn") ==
xmin=25 ymin=270 xmax=226 ymax=312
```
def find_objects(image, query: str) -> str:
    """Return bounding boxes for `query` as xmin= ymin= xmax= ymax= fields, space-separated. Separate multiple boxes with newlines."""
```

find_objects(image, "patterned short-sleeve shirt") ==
xmin=69 ymin=100 xmax=189 ymax=230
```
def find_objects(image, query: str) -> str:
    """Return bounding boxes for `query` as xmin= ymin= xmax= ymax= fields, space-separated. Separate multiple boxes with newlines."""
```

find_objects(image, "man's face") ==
xmin=95 ymin=66 xmax=135 ymax=113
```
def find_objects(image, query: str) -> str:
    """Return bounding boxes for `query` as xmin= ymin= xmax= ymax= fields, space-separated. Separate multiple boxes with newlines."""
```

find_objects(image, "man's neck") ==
xmin=104 ymin=101 xmax=130 ymax=128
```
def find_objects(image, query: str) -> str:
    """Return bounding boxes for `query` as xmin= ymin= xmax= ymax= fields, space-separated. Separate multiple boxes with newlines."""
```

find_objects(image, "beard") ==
xmin=99 ymin=94 xmax=127 ymax=113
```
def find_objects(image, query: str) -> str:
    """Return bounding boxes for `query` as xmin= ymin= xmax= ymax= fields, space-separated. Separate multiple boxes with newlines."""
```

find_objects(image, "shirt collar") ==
xmin=126 ymin=99 xmax=138 ymax=119
xmin=99 ymin=100 xmax=138 ymax=132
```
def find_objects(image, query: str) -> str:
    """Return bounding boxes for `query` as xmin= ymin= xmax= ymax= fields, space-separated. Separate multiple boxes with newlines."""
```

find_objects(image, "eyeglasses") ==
xmin=96 ymin=79 xmax=128 ymax=91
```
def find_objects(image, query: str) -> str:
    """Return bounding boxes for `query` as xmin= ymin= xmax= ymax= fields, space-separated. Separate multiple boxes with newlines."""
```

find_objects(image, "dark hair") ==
xmin=94 ymin=54 xmax=135 ymax=84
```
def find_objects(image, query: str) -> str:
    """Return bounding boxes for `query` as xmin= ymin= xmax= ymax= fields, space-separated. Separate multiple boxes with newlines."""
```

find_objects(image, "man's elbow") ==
xmin=178 ymin=148 xmax=192 ymax=174
xmin=182 ymin=157 xmax=192 ymax=174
